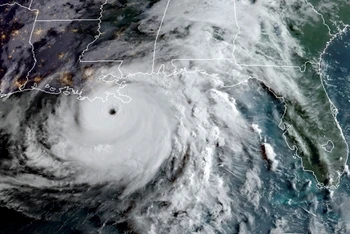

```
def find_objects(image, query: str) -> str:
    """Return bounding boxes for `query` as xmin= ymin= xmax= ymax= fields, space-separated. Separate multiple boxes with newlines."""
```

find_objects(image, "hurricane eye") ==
xmin=109 ymin=108 xmax=117 ymax=115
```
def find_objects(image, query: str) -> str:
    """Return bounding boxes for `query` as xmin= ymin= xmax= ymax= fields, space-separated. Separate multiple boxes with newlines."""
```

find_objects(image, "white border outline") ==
xmin=1 ymin=0 xmax=349 ymax=190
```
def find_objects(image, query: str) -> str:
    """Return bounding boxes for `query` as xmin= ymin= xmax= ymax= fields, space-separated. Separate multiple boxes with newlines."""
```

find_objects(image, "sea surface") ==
xmin=1 ymin=1 xmax=350 ymax=233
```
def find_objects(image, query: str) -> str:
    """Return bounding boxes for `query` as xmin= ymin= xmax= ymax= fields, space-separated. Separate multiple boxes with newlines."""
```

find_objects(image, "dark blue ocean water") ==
xmin=230 ymin=30 xmax=350 ymax=230
xmin=229 ymin=79 xmax=337 ymax=233
xmin=322 ymin=28 xmax=350 ymax=145
xmin=0 ymin=79 xmax=344 ymax=234
xmin=321 ymin=27 xmax=350 ymax=230
xmin=322 ymin=28 xmax=350 ymax=176
xmin=2 ymin=32 xmax=350 ymax=233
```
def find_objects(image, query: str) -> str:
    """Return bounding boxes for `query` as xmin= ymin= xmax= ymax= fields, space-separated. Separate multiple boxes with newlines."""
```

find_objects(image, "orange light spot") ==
xmin=11 ymin=30 xmax=19 ymax=36
xmin=14 ymin=78 xmax=26 ymax=88
xmin=34 ymin=76 xmax=42 ymax=83
xmin=34 ymin=28 xmax=44 ymax=36
xmin=60 ymin=72 xmax=73 ymax=86
xmin=58 ymin=52 xmax=65 ymax=59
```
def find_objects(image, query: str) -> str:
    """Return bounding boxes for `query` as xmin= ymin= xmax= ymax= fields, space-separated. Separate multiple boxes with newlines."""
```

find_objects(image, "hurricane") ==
xmin=1 ymin=0 xmax=350 ymax=233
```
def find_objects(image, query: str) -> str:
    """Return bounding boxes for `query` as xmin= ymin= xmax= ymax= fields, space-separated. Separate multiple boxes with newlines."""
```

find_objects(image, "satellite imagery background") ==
xmin=0 ymin=0 xmax=350 ymax=233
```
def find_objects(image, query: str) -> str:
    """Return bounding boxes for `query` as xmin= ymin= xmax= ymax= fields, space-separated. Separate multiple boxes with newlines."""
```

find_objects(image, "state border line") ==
xmin=1 ymin=0 xmax=348 ymax=87
xmin=0 ymin=2 xmax=39 ymax=92
xmin=36 ymin=19 xmax=99 ymax=22
xmin=1 ymin=0 xmax=350 ymax=190
xmin=0 ymin=0 xmax=124 ymax=96
xmin=156 ymin=0 xmax=349 ymax=190
xmin=153 ymin=0 xmax=310 ymax=75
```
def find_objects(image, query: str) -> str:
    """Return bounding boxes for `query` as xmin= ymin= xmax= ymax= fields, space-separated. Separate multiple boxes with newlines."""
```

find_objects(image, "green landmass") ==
xmin=281 ymin=0 xmax=350 ymax=187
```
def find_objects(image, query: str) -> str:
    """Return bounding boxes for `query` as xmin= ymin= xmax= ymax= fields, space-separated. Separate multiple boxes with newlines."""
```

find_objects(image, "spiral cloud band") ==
xmin=0 ymin=0 xmax=349 ymax=233
xmin=0 ymin=70 xmax=257 ymax=232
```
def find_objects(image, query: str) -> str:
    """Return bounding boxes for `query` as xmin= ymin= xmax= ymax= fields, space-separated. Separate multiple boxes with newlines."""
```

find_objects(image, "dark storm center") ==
xmin=109 ymin=108 xmax=117 ymax=115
